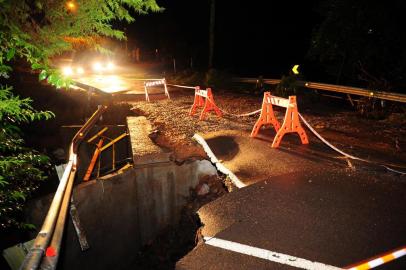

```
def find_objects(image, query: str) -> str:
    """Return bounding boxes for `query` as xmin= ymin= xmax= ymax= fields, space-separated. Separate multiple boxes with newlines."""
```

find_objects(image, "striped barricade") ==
xmin=189 ymin=87 xmax=222 ymax=120
xmin=250 ymin=92 xmax=308 ymax=148
xmin=144 ymin=78 xmax=170 ymax=101
xmin=346 ymin=246 xmax=406 ymax=270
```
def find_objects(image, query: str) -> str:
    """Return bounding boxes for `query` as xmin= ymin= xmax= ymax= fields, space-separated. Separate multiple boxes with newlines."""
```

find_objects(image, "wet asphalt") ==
xmin=72 ymin=69 xmax=406 ymax=269
xmin=177 ymin=130 xmax=406 ymax=269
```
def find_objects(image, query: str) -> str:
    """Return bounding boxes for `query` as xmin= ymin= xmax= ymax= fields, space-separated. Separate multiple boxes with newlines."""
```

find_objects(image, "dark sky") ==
xmin=126 ymin=0 xmax=322 ymax=77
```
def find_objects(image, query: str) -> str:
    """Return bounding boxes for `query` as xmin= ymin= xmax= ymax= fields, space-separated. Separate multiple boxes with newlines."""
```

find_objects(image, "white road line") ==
xmin=193 ymin=134 xmax=246 ymax=188
xmin=204 ymin=236 xmax=343 ymax=270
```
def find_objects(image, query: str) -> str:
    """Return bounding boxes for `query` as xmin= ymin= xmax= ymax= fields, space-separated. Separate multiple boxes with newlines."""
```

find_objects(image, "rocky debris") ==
xmin=130 ymin=92 xmax=257 ymax=161
xmin=196 ymin=174 xmax=227 ymax=197
xmin=130 ymin=174 xmax=228 ymax=270
xmin=131 ymin=91 xmax=404 ymax=162
xmin=130 ymin=90 xmax=405 ymax=171
xmin=196 ymin=183 xmax=210 ymax=196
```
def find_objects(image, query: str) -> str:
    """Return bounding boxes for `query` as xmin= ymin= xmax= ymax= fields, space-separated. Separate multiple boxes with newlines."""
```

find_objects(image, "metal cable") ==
xmin=166 ymin=83 xmax=197 ymax=89
xmin=220 ymin=108 xmax=261 ymax=117
xmin=298 ymin=113 xmax=406 ymax=175
xmin=170 ymin=81 xmax=405 ymax=175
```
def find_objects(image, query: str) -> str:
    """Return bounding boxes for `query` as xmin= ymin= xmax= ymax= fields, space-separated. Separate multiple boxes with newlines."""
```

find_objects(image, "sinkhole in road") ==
xmin=6 ymin=74 xmax=231 ymax=269
xmin=27 ymin=159 xmax=228 ymax=270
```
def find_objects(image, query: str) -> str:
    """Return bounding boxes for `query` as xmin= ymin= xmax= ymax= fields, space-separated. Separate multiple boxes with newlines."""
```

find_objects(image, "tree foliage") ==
xmin=1 ymin=0 xmax=162 ymax=85
xmin=0 ymin=0 xmax=161 ymax=229
xmin=0 ymin=86 xmax=54 ymax=229
xmin=308 ymin=0 xmax=406 ymax=92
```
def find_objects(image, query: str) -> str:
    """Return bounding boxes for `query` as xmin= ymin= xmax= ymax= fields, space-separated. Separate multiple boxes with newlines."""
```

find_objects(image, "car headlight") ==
xmin=93 ymin=62 xmax=102 ymax=72
xmin=76 ymin=67 xmax=85 ymax=74
xmin=62 ymin=66 xmax=73 ymax=76
xmin=107 ymin=62 xmax=115 ymax=70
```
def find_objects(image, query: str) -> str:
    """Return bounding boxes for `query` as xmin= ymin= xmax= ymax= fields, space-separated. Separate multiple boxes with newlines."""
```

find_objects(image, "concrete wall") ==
xmin=26 ymin=160 xmax=215 ymax=270
xmin=20 ymin=116 xmax=219 ymax=270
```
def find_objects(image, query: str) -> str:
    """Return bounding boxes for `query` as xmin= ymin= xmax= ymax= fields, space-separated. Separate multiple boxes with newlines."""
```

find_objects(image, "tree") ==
xmin=308 ymin=0 xmax=406 ymax=92
xmin=0 ymin=0 xmax=161 ymax=229
xmin=208 ymin=0 xmax=215 ymax=68
xmin=0 ymin=87 xmax=54 ymax=229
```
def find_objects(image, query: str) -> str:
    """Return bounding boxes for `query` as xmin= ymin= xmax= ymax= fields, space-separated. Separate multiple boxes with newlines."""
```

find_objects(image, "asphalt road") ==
xmin=72 ymin=64 xmax=168 ymax=94
xmin=202 ymin=129 xmax=352 ymax=186
xmin=177 ymin=130 xmax=406 ymax=269
xmin=71 ymin=67 xmax=406 ymax=269
xmin=178 ymin=172 xmax=406 ymax=269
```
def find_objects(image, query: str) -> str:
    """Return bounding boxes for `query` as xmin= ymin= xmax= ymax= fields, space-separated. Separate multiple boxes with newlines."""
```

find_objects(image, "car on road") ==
xmin=56 ymin=50 xmax=117 ymax=77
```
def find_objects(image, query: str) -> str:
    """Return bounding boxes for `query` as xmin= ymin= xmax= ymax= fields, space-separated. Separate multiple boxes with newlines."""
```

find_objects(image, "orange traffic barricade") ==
xmin=251 ymin=92 xmax=308 ymax=148
xmin=189 ymin=87 xmax=222 ymax=120
xmin=346 ymin=245 xmax=406 ymax=270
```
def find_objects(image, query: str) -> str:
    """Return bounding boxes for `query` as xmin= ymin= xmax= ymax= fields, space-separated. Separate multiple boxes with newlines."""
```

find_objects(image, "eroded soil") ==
xmin=130 ymin=89 xmax=406 ymax=168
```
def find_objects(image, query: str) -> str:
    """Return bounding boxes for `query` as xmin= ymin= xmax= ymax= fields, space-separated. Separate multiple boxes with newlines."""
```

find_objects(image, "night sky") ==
xmin=126 ymin=0 xmax=322 ymax=77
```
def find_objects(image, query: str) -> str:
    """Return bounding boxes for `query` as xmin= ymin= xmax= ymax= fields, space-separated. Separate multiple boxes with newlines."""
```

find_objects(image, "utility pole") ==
xmin=208 ymin=0 xmax=215 ymax=69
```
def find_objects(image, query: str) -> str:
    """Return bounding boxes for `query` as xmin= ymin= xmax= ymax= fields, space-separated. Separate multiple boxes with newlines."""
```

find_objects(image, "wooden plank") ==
xmin=83 ymin=139 xmax=103 ymax=181
xmin=87 ymin=127 xmax=108 ymax=143
xmin=100 ymin=133 xmax=128 ymax=152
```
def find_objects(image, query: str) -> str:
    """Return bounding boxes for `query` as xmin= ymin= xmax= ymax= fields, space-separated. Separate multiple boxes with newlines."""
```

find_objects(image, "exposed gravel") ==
xmin=129 ymin=89 xmax=406 ymax=166
xmin=130 ymin=90 xmax=259 ymax=160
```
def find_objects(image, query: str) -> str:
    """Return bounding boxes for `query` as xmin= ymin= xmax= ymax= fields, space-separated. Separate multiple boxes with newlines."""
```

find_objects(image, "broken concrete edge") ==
xmin=127 ymin=116 xmax=174 ymax=167
xmin=192 ymin=133 xmax=246 ymax=189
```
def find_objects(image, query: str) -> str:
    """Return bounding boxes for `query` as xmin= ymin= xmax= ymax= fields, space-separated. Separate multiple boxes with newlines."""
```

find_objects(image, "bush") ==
xmin=275 ymin=75 xmax=301 ymax=97
xmin=0 ymin=86 xmax=54 ymax=229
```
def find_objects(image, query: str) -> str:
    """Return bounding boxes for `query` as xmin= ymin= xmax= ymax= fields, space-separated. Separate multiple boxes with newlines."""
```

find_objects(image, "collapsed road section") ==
xmin=12 ymin=111 xmax=226 ymax=270
xmin=7 ymin=81 xmax=406 ymax=270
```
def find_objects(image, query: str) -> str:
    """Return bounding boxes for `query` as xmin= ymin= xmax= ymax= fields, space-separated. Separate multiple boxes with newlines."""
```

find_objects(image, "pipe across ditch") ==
xmin=20 ymin=105 xmax=108 ymax=270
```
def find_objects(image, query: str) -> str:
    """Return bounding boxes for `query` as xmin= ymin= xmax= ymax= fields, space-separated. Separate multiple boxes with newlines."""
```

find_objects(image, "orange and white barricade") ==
xmin=251 ymin=92 xmax=308 ymax=148
xmin=189 ymin=87 xmax=222 ymax=120
xmin=144 ymin=78 xmax=170 ymax=101
xmin=346 ymin=246 xmax=406 ymax=270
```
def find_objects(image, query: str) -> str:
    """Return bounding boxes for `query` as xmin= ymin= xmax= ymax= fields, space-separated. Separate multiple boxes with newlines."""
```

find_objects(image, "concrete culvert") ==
xmin=25 ymin=116 xmax=229 ymax=270
xmin=26 ymin=159 xmax=227 ymax=270
xmin=54 ymin=161 xmax=221 ymax=269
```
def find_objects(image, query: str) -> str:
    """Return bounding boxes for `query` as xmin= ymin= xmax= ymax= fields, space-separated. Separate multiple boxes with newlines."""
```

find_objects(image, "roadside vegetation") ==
xmin=0 ymin=0 xmax=160 ymax=230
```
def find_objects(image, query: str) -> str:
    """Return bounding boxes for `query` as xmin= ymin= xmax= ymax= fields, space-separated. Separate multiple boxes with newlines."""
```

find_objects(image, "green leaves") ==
xmin=46 ymin=73 xmax=57 ymax=85
xmin=31 ymin=62 xmax=42 ymax=70
xmin=0 ymin=85 xmax=54 ymax=123
xmin=11 ymin=191 xmax=26 ymax=201
xmin=46 ymin=71 xmax=71 ymax=89
xmin=0 ymin=0 xmax=162 ymax=231
xmin=0 ymin=176 xmax=9 ymax=187
xmin=0 ymin=147 xmax=50 ymax=229
xmin=6 ymin=48 xmax=15 ymax=61
xmin=39 ymin=69 xmax=47 ymax=81
xmin=19 ymin=223 xmax=36 ymax=230
xmin=0 ymin=84 xmax=54 ymax=229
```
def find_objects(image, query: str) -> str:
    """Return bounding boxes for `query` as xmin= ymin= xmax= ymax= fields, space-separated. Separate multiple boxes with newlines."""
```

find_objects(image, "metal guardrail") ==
xmin=233 ymin=77 xmax=406 ymax=103
xmin=19 ymin=105 xmax=108 ymax=270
